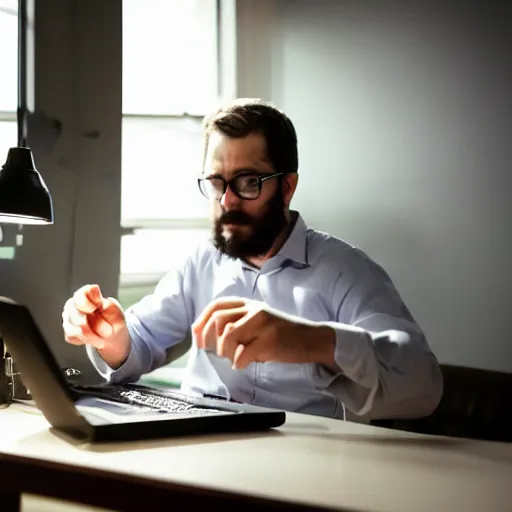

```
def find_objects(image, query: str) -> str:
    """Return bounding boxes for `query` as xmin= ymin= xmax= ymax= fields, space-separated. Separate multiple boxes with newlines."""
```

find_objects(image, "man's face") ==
xmin=202 ymin=131 xmax=288 ymax=260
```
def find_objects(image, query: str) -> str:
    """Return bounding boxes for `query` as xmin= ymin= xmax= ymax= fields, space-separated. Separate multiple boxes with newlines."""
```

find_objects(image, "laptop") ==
xmin=0 ymin=297 xmax=286 ymax=442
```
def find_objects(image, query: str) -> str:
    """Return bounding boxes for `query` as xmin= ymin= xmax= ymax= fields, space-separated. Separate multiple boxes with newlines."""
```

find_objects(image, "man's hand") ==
xmin=62 ymin=284 xmax=130 ymax=369
xmin=191 ymin=297 xmax=337 ymax=370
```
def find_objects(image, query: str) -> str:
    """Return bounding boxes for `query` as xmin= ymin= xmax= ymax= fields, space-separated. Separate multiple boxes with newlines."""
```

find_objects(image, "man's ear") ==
xmin=282 ymin=173 xmax=298 ymax=206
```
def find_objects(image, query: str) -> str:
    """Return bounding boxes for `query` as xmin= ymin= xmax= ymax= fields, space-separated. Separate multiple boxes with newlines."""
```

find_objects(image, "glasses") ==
xmin=198 ymin=172 xmax=283 ymax=200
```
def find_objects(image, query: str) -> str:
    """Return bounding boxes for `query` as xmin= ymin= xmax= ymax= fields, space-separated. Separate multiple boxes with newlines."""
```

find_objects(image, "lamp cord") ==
xmin=17 ymin=0 xmax=28 ymax=147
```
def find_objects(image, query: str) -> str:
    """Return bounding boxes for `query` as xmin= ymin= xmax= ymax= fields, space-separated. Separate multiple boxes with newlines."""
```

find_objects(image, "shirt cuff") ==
xmin=85 ymin=340 xmax=141 ymax=384
xmin=312 ymin=321 xmax=380 ymax=416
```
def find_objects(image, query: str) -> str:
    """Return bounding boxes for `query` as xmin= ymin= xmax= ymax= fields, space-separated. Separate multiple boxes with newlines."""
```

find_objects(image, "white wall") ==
xmin=1 ymin=0 xmax=510 ymax=380
xmin=0 ymin=0 xmax=122 ymax=383
xmin=237 ymin=0 xmax=512 ymax=372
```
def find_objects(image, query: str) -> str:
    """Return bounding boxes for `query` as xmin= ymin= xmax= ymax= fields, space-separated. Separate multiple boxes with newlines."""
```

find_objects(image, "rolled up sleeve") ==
xmin=86 ymin=339 xmax=143 ymax=383
xmin=86 ymin=258 xmax=195 ymax=384
xmin=314 ymin=256 xmax=443 ymax=420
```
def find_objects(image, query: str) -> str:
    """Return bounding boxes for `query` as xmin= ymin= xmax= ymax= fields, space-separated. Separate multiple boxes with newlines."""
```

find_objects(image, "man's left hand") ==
xmin=191 ymin=297 xmax=336 ymax=370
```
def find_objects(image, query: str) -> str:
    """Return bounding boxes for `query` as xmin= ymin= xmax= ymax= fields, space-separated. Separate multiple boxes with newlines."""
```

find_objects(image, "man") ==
xmin=62 ymin=98 xmax=442 ymax=422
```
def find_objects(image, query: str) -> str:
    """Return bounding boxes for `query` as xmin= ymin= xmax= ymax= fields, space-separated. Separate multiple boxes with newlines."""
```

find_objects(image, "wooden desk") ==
xmin=1 ymin=404 xmax=511 ymax=512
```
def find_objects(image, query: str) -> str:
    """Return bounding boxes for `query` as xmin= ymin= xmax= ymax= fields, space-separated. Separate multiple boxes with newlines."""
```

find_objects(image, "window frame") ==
xmin=0 ymin=111 xmax=16 ymax=122
xmin=0 ymin=1 xmax=18 ymax=153
xmin=0 ymin=1 xmax=20 ymax=259
xmin=119 ymin=0 xmax=235 ymax=296
xmin=120 ymin=111 xmax=209 ymax=236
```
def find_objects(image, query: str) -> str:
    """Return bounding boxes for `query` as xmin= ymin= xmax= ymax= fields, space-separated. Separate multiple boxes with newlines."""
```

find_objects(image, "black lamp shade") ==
xmin=0 ymin=147 xmax=54 ymax=225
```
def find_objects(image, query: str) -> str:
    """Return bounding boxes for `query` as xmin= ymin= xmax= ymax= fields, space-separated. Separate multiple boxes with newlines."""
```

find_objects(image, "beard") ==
xmin=212 ymin=189 xmax=288 ymax=260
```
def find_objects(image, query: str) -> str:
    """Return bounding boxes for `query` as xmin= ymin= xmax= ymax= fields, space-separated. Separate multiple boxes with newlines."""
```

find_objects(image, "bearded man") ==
xmin=62 ymin=98 xmax=442 ymax=422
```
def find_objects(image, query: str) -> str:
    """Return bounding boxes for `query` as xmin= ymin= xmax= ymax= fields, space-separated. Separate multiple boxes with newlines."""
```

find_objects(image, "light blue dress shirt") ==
xmin=88 ymin=213 xmax=442 ymax=422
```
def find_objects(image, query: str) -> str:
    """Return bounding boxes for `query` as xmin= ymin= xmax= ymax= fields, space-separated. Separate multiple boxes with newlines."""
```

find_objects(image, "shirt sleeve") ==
xmin=86 ymin=256 xmax=196 ymax=383
xmin=313 ymin=253 xmax=443 ymax=420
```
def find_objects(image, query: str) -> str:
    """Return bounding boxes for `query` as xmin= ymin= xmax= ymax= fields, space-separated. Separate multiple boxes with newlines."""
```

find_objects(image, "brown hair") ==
xmin=202 ymin=98 xmax=299 ymax=175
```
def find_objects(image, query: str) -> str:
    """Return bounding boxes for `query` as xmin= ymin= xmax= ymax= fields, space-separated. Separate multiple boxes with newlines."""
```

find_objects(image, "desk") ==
xmin=1 ymin=404 xmax=511 ymax=512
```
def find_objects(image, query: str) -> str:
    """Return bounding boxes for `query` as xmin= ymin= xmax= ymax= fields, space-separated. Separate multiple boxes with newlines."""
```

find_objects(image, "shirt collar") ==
xmin=275 ymin=211 xmax=309 ymax=266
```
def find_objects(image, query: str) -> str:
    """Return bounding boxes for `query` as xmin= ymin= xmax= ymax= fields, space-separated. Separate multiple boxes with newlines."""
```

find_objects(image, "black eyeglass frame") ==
xmin=197 ymin=171 xmax=284 ymax=201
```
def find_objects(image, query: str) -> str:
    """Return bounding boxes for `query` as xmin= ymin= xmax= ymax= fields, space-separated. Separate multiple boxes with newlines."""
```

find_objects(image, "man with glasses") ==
xmin=62 ymin=98 xmax=442 ymax=422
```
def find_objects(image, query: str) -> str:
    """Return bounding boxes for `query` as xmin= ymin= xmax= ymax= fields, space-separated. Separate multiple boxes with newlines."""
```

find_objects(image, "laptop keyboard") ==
xmin=72 ymin=385 xmax=230 ymax=415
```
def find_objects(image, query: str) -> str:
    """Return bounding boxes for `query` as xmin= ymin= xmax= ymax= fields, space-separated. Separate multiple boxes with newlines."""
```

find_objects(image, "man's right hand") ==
xmin=62 ymin=284 xmax=130 ymax=369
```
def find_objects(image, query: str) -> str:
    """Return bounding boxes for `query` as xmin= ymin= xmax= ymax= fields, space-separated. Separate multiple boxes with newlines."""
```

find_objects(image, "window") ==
xmin=0 ymin=0 xmax=17 ymax=155
xmin=120 ymin=1 xmax=233 ymax=367
xmin=120 ymin=0 xmax=221 ymax=294
xmin=0 ymin=0 xmax=19 ymax=260
xmin=120 ymin=0 xmax=223 ymax=278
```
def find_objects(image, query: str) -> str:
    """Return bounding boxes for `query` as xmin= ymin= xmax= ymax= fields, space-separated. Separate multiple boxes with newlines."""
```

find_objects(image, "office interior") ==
xmin=1 ymin=1 xmax=511 ymax=510
xmin=1 ymin=0 xmax=510 ymax=382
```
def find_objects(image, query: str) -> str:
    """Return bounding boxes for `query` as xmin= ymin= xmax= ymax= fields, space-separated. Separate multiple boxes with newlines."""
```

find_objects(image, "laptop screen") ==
xmin=0 ymin=297 xmax=89 ymax=433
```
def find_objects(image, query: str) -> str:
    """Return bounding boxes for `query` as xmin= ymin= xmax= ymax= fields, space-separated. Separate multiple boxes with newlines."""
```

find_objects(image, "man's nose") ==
xmin=220 ymin=185 xmax=243 ymax=209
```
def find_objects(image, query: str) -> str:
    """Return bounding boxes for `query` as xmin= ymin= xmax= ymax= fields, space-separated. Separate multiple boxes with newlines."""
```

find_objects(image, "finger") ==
xmin=63 ymin=300 xmax=109 ymax=344
xmin=220 ymin=307 xmax=268 ymax=350
xmin=99 ymin=297 xmax=125 ymax=334
xmin=62 ymin=307 xmax=101 ymax=342
xmin=64 ymin=305 xmax=89 ymax=329
xmin=192 ymin=297 xmax=247 ymax=342
xmin=63 ymin=297 xmax=82 ymax=324
xmin=193 ymin=297 xmax=246 ymax=341
xmin=63 ymin=318 xmax=105 ymax=349
xmin=232 ymin=338 xmax=262 ymax=370
xmin=62 ymin=297 xmax=75 ymax=315
xmin=219 ymin=316 xmax=257 ymax=363
xmin=73 ymin=284 xmax=102 ymax=314
xmin=231 ymin=309 xmax=283 ymax=369
xmin=199 ymin=307 xmax=246 ymax=351
xmin=86 ymin=284 xmax=104 ymax=307
xmin=88 ymin=310 xmax=114 ymax=339
xmin=232 ymin=343 xmax=247 ymax=369
xmin=62 ymin=317 xmax=85 ymax=340
xmin=216 ymin=322 xmax=236 ymax=359
xmin=64 ymin=335 xmax=86 ymax=346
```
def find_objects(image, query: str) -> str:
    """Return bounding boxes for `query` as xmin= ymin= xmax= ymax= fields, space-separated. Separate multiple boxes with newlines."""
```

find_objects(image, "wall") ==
xmin=237 ymin=0 xmax=512 ymax=371
xmin=0 ymin=0 xmax=122 ymax=383
xmin=1 ymin=0 xmax=510 ymax=381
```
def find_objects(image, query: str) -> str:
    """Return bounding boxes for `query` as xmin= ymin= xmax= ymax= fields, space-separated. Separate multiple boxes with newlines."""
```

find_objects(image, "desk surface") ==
xmin=1 ymin=404 xmax=511 ymax=512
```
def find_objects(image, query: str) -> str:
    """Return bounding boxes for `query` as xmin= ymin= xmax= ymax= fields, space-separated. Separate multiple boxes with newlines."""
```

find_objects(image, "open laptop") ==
xmin=0 ymin=297 xmax=286 ymax=442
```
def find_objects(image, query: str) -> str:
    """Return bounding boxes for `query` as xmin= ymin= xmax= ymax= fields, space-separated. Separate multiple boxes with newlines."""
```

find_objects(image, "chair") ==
xmin=384 ymin=364 xmax=512 ymax=443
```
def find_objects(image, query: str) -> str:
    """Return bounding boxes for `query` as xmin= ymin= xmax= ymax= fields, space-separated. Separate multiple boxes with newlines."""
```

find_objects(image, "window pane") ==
xmin=0 ymin=120 xmax=17 ymax=160
xmin=121 ymin=116 xmax=209 ymax=220
xmin=120 ymin=228 xmax=210 ymax=276
xmin=122 ymin=0 xmax=218 ymax=115
xmin=0 ymin=1 xmax=18 ymax=112
xmin=0 ymin=246 xmax=15 ymax=259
